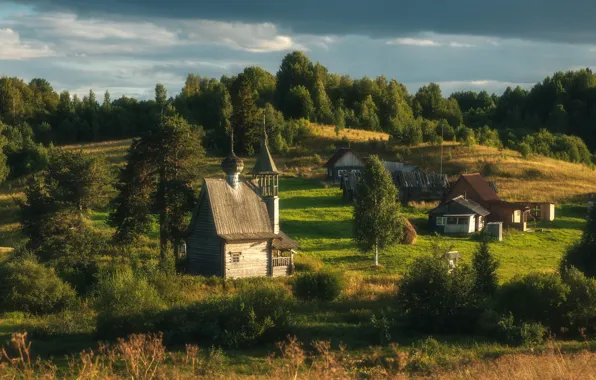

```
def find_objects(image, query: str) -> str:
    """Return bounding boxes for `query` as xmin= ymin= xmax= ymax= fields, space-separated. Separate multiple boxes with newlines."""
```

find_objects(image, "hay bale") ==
xmin=401 ymin=218 xmax=417 ymax=245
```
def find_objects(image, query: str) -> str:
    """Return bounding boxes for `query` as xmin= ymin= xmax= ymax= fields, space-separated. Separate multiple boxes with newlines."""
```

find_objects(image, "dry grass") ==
xmin=341 ymin=272 xmax=400 ymax=301
xmin=442 ymin=351 xmax=596 ymax=379
xmin=309 ymin=124 xmax=390 ymax=142
xmin=3 ymin=332 xmax=595 ymax=379
xmin=406 ymin=143 xmax=596 ymax=203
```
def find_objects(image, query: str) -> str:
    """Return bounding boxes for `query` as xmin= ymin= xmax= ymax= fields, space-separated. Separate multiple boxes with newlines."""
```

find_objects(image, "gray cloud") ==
xmin=21 ymin=0 xmax=596 ymax=44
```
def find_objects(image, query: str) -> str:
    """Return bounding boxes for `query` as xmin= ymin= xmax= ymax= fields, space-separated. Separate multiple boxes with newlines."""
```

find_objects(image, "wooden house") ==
xmin=186 ymin=133 xmax=298 ymax=279
xmin=428 ymin=195 xmax=490 ymax=234
xmin=324 ymin=148 xmax=365 ymax=184
xmin=445 ymin=173 xmax=530 ymax=231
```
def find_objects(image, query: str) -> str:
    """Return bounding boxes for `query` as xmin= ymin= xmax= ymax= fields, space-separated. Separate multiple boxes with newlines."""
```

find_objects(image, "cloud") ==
xmin=19 ymin=0 xmax=596 ymax=44
xmin=0 ymin=28 xmax=53 ymax=59
xmin=7 ymin=12 xmax=313 ymax=56
xmin=387 ymin=38 xmax=440 ymax=47
xmin=448 ymin=42 xmax=475 ymax=48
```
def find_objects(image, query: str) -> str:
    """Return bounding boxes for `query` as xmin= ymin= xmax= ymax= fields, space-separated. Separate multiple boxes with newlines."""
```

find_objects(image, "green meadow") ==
xmin=280 ymin=177 xmax=585 ymax=282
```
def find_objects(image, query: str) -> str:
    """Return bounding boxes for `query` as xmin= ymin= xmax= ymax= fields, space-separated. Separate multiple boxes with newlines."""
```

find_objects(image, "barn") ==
xmin=393 ymin=171 xmax=450 ymax=204
xmin=186 ymin=132 xmax=298 ymax=279
xmin=445 ymin=173 xmax=531 ymax=231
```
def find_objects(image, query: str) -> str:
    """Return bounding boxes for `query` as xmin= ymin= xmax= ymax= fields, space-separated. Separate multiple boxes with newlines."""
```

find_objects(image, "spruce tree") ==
xmin=353 ymin=155 xmax=403 ymax=266
xmin=472 ymin=237 xmax=499 ymax=296
xmin=109 ymin=113 xmax=202 ymax=266
xmin=561 ymin=204 xmax=596 ymax=277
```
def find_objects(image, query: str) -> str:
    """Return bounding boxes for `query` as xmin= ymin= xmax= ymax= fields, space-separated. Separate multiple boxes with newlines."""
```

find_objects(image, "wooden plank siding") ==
xmin=224 ymin=240 xmax=269 ymax=279
xmin=187 ymin=196 xmax=223 ymax=276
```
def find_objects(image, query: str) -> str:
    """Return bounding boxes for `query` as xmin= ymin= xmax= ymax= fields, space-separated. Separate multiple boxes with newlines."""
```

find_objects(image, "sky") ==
xmin=1 ymin=1 xmax=596 ymax=99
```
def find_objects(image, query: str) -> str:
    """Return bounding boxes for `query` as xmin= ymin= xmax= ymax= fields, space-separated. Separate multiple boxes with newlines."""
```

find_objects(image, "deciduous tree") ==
xmin=353 ymin=155 xmax=403 ymax=266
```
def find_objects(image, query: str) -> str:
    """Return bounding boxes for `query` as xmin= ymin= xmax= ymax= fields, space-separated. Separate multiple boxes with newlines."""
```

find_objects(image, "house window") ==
xmin=513 ymin=210 xmax=521 ymax=223
xmin=230 ymin=252 xmax=241 ymax=264
xmin=337 ymin=169 xmax=346 ymax=177
xmin=457 ymin=217 xmax=469 ymax=225
xmin=436 ymin=217 xmax=446 ymax=226
xmin=446 ymin=217 xmax=457 ymax=225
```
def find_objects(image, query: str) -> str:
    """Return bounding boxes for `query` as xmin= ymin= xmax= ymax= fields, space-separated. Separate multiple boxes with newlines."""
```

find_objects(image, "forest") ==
xmin=1 ymin=51 xmax=596 ymax=184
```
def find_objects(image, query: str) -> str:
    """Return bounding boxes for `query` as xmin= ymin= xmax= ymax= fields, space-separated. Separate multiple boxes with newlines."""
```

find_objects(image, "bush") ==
xmin=497 ymin=272 xmax=569 ymax=329
xmin=293 ymin=255 xmax=323 ymax=272
xmin=0 ymin=258 xmax=77 ymax=315
xmin=497 ymin=313 xmax=546 ymax=346
xmin=561 ymin=204 xmax=596 ymax=278
xmin=95 ymin=281 xmax=293 ymax=348
xmin=27 ymin=302 xmax=96 ymax=338
xmin=95 ymin=268 xmax=166 ymax=337
xmin=292 ymin=271 xmax=343 ymax=302
xmin=397 ymin=254 xmax=480 ymax=333
xmin=560 ymin=267 xmax=596 ymax=335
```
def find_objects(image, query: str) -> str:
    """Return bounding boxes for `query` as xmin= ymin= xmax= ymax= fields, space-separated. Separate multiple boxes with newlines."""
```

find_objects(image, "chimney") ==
xmin=264 ymin=196 xmax=279 ymax=234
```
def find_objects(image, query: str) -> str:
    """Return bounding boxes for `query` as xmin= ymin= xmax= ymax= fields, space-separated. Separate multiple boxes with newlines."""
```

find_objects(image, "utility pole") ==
xmin=440 ymin=122 xmax=444 ymax=175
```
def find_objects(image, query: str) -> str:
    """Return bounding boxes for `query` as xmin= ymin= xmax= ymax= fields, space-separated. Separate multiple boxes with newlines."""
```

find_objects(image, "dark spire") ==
xmin=251 ymin=113 xmax=278 ymax=175
xmin=221 ymin=127 xmax=244 ymax=178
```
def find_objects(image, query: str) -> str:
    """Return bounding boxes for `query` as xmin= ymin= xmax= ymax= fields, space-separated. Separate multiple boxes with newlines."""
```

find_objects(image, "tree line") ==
xmin=2 ymin=52 xmax=596 ymax=183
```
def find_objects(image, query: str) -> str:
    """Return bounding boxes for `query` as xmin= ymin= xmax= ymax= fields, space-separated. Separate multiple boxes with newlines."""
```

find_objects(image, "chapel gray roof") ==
xmin=251 ymin=135 xmax=279 ymax=174
xmin=203 ymin=178 xmax=273 ymax=238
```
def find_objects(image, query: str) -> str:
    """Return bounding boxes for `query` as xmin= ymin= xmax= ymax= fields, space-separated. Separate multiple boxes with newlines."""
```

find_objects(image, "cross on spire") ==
xmin=230 ymin=127 xmax=235 ymax=154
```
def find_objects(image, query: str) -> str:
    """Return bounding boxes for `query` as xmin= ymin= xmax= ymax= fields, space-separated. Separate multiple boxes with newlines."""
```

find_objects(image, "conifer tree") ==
xmin=353 ymin=155 xmax=403 ymax=266
xmin=561 ymin=205 xmax=596 ymax=277
xmin=472 ymin=237 xmax=499 ymax=296
xmin=109 ymin=112 xmax=203 ymax=266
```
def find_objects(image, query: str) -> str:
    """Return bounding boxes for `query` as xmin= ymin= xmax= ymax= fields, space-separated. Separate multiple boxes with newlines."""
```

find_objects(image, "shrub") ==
xmin=497 ymin=313 xmax=546 ymax=346
xmin=292 ymin=271 xmax=343 ymax=302
xmin=293 ymin=255 xmax=323 ymax=272
xmin=27 ymin=301 xmax=97 ymax=338
xmin=561 ymin=204 xmax=596 ymax=278
xmin=54 ymin=258 xmax=100 ymax=296
xmin=95 ymin=281 xmax=293 ymax=348
xmin=497 ymin=272 xmax=569 ymax=329
xmin=95 ymin=268 xmax=166 ymax=338
xmin=0 ymin=258 xmax=77 ymax=315
xmin=397 ymin=255 xmax=480 ymax=333
xmin=560 ymin=267 xmax=596 ymax=335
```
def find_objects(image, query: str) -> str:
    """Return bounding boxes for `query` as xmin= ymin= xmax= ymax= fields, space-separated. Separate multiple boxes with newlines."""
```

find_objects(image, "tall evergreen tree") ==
xmin=109 ymin=113 xmax=203 ymax=266
xmin=561 ymin=205 xmax=596 ymax=277
xmin=472 ymin=238 xmax=499 ymax=296
xmin=353 ymin=155 xmax=404 ymax=266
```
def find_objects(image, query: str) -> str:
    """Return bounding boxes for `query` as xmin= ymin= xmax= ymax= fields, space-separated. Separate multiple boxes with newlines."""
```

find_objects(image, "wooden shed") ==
xmin=428 ymin=195 xmax=490 ymax=235
xmin=393 ymin=171 xmax=450 ymax=204
xmin=186 ymin=132 xmax=298 ymax=279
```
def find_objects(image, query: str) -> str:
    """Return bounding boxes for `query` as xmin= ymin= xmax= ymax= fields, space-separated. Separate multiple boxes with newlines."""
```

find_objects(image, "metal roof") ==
xmin=430 ymin=195 xmax=490 ymax=217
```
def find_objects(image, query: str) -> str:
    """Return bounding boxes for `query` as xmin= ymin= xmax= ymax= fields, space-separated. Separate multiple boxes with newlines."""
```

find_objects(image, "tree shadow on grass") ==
xmin=281 ymin=195 xmax=347 ymax=210
xmin=281 ymin=220 xmax=353 ymax=240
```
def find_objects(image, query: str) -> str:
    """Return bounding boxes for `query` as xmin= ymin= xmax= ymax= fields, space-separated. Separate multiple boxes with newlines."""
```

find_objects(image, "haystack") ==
xmin=401 ymin=218 xmax=417 ymax=245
